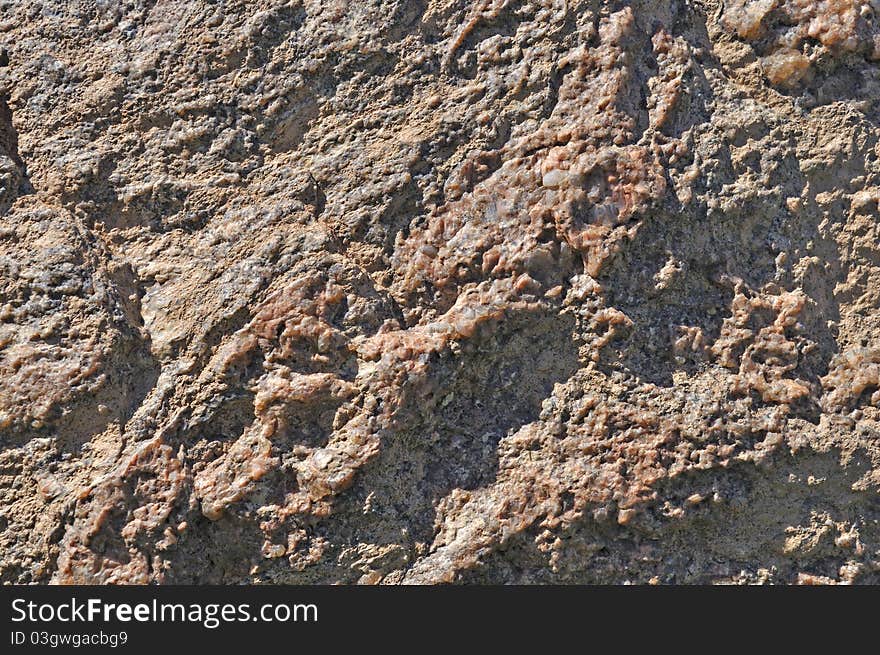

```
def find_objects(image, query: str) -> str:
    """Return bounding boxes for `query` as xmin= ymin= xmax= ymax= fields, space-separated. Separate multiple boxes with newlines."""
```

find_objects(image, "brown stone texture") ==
xmin=1 ymin=0 xmax=879 ymax=584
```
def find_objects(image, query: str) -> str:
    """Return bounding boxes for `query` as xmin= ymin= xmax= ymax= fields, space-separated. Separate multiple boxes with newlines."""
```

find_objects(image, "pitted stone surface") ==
xmin=1 ymin=1 xmax=879 ymax=584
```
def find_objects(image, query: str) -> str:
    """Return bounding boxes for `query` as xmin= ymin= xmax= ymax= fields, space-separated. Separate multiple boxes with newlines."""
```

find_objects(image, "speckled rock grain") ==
xmin=1 ymin=0 xmax=880 ymax=585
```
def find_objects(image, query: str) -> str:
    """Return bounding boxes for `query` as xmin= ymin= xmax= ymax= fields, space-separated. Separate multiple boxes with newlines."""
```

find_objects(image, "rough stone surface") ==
xmin=1 ymin=0 xmax=880 ymax=585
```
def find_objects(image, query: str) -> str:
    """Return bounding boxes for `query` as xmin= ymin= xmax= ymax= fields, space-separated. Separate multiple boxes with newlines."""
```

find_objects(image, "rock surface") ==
xmin=1 ymin=0 xmax=879 ymax=584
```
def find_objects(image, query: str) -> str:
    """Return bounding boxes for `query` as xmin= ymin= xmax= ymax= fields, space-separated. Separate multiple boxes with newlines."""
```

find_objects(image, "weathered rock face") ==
xmin=1 ymin=0 xmax=879 ymax=585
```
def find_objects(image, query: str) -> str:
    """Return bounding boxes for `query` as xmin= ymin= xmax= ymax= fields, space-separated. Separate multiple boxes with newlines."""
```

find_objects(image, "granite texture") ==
xmin=1 ymin=0 xmax=879 ymax=584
